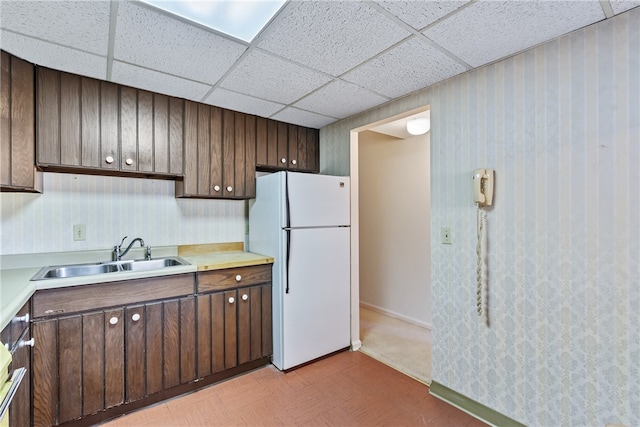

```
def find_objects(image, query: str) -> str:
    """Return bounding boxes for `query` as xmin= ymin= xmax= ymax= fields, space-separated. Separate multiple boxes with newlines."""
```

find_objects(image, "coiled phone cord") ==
xmin=476 ymin=208 xmax=485 ymax=316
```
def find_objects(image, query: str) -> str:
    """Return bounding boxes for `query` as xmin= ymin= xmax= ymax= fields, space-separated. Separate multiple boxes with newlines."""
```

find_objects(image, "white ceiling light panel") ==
xmin=140 ymin=0 xmax=286 ymax=42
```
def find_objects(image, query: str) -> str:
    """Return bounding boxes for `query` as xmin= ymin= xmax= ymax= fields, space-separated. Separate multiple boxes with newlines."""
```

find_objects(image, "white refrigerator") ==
xmin=249 ymin=171 xmax=351 ymax=371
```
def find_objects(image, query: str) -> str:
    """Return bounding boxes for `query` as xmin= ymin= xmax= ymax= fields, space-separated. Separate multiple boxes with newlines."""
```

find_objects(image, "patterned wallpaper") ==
xmin=0 ymin=172 xmax=245 ymax=255
xmin=321 ymin=9 xmax=639 ymax=427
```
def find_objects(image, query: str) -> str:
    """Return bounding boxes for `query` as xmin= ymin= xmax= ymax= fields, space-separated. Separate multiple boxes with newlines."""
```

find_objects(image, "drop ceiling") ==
xmin=1 ymin=0 xmax=638 ymax=129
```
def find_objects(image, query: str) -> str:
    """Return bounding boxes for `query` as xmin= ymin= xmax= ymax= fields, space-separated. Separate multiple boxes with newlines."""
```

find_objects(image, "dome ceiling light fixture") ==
xmin=406 ymin=117 xmax=430 ymax=136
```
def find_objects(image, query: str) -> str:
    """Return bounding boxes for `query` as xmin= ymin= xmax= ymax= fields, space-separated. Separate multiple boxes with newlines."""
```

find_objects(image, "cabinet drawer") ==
xmin=197 ymin=265 xmax=271 ymax=293
xmin=32 ymin=273 xmax=195 ymax=318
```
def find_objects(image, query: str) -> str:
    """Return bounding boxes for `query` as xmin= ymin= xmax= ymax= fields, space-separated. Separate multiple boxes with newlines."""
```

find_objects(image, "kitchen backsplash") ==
xmin=0 ymin=172 xmax=245 ymax=255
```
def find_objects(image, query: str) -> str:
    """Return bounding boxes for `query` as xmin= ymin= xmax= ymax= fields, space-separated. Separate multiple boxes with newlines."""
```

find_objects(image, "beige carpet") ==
xmin=359 ymin=305 xmax=432 ymax=385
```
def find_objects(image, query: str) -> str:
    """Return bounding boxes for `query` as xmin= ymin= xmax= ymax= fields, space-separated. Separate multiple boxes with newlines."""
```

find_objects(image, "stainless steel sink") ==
xmin=31 ymin=257 xmax=190 ymax=281
xmin=119 ymin=257 xmax=185 ymax=272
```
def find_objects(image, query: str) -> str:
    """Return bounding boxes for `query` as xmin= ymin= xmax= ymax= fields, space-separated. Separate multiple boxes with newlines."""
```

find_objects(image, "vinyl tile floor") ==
xmin=103 ymin=350 xmax=485 ymax=426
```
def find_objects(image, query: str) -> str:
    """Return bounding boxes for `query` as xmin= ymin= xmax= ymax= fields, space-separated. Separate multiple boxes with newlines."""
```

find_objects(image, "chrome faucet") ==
xmin=113 ymin=236 xmax=146 ymax=261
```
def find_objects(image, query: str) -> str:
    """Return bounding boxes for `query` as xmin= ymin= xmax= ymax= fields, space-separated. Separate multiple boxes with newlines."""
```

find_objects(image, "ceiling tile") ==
xmin=294 ymin=80 xmax=389 ymax=119
xmin=271 ymin=107 xmax=338 ymax=129
xmin=423 ymin=0 xmax=605 ymax=67
xmin=220 ymin=49 xmax=332 ymax=104
xmin=114 ymin=1 xmax=247 ymax=85
xmin=0 ymin=0 xmax=111 ymax=55
xmin=204 ymin=88 xmax=285 ymax=117
xmin=343 ymin=36 xmax=466 ymax=98
xmin=111 ymin=61 xmax=212 ymax=101
xmin=373 ymin=0 xmax=470 ymax=30
xmin=610 ymin=1 xmax=640 ymax=14
xmin=256 ymin=1 xmax=411 ymax=76
xmin=0 ymin=32 xmax=107 ymax=80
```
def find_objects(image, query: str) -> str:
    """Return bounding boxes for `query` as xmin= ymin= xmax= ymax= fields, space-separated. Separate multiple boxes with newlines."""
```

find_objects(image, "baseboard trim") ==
xmin=360 ymin=301 xmax=432 ymax=330
xmin=429 ymin=381 xmax=526 ymax=427
xmin=351 ymin=339 xmax=362 ymax=351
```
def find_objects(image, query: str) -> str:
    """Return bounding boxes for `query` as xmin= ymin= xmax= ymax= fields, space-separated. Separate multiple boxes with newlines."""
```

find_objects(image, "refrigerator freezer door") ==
xmin=287 ymin=172 xmax=350 ymax=227
xmin=282 ymin=227 xmax=350 ymax=370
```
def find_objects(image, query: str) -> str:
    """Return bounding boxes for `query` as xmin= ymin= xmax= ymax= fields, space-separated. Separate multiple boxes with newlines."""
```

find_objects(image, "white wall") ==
xmin=358 ymin=130 xmax=431 ymax=326
xmin=320 ymin=9 xmax=639 ymax=427
xmin=0 ymin=172 xmax=245 ymax=255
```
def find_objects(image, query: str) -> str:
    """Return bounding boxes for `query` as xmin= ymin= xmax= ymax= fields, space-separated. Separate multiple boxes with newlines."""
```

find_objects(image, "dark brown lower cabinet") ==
xmin=31 ymin=275 xmax=196 ymax=427
xmin=30 ymin=266 xmax=272 ymax=427
xmin=196 ymin=283 xmax=272 ymax=378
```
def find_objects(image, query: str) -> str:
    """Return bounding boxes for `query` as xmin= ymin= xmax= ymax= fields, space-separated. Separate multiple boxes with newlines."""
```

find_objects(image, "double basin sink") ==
xmin=31 ymin=257 xmax=189 ymax=281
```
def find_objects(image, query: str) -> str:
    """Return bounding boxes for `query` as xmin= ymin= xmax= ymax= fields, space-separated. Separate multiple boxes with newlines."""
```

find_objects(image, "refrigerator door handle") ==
xmin=284 ymin=171 xmax=291 ymax=294
xmin=285 ymin=228 xmax=291 ymax=294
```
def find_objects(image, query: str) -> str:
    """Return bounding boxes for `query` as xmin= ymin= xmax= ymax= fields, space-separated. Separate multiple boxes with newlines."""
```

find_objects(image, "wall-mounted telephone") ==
xmin=473 ymin=168 xmax=494 ymax=319
xmin=473 ymin=169 xmax=494 ymax=207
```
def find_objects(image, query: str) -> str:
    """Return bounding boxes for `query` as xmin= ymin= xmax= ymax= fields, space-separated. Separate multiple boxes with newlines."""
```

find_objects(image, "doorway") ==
xmin=349 ymin=106 xmax=432 ymax=384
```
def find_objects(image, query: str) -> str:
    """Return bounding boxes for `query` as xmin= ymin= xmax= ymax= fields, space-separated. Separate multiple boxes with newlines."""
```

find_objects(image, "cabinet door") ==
xmin=224 ymin=289 xmax=238 ymax=369
xmin=291 ymin=125 xmax=319 ymax=173
xmin=256 ymin=117 xmax=281 ymax=169
xmin=238 ymin=284 xmax=273 ymax=364
xmin=32 ymin=309 xmax=126 ymax=426
xmin=1 ymin=50 xmax=39 ymax=192
xmin=32 ymin=318 xmax=58 ymax=427
xmin=196 ymin=292 xmax=226 ymax=377
xmin=177 ymin=102 xmax=222 ymax=198
xmin=231 ymin=112 xmax=256 ymax=199
xmin=36 ymin=68 xmax=119 ymax=171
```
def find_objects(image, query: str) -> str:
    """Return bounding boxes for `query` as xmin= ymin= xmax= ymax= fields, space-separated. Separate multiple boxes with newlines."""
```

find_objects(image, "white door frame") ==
xmin=348 ymin=105 xmax=431 ymax=351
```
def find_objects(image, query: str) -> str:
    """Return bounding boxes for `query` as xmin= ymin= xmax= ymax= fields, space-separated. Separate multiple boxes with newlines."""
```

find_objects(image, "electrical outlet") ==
xmin=441 ymin=227 xmax=452 ymax=244
xmin=73 ymin=224 xmax=86 ymax=241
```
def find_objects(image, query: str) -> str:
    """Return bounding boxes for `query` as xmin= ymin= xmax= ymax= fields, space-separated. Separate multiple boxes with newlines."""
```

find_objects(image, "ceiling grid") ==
xmin=0 ymin=0 xmax=637 ymax=129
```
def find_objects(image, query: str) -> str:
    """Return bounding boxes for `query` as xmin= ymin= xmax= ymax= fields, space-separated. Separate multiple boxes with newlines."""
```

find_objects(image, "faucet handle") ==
xmin=145 ymin=246 xmax=152 ymax=260
xmin=118 ymin=236 xmax=128 ymax=247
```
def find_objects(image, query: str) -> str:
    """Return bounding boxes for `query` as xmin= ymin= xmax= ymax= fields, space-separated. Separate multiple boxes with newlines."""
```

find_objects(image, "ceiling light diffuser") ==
xmin=406 ymin=117 xmax=430 ymax=135
xmin=141 ymin=0 xmax=287 ymax=42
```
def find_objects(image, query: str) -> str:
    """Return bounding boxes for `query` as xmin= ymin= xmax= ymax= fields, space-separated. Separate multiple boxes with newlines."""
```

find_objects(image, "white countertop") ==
xmin=0 ymin=243 xmax=272 ymax=330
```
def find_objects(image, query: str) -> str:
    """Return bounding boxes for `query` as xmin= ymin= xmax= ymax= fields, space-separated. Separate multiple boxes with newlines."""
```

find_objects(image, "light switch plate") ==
xmin=441 ymin=227 xmax=452 ymax=244
xmin=73 ymin=224 xmax=86 ymax=241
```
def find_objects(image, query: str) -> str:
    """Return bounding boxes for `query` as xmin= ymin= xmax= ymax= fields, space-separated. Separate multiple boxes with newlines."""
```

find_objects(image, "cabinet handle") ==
xmin=228 ymin=297 xmax=235 ymax=304
xmin=105 ymin=156 xmax=114 ymax=164
xmin=13 ymin=313 xmax=29 ymax=324
xmin=242 ymin=294 xmax=248 ymax=301
xmin=131 ymin=313 xmax=141 ymax=322
xmin=125 ymin=158 xmax=134 ymax=166
xmin=213 ymin=185 xmax=221 ymax=192
xmin=280 ymin=158 xmax=287 ymax=164
xmin=18 ymin=338 xmax=35 ymax=348
xmin=226 ymin=186 xmax=233 ymax=192
xmin=291 ymin=159 xmax=297 ymax=165
xmin=235 ymin=274 xmax=242 ymax=282
xmin=109 ymin=316 xmax=118 ymax=325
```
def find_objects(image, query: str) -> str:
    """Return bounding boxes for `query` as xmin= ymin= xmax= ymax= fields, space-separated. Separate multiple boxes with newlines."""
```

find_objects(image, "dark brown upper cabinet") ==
xmin=255 ymin=117 xmax=319 ymax=173
xmin=36 ymin=67 xmax=183 ymax=179
xmin=1 ymin=50 xmax=42 ymax=192
xmin=176 ymin=101 xmax=256 ymax=199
